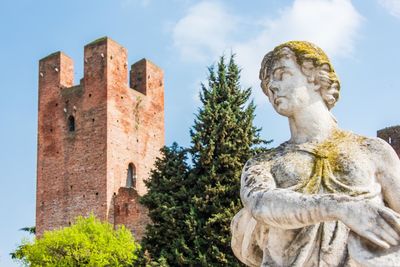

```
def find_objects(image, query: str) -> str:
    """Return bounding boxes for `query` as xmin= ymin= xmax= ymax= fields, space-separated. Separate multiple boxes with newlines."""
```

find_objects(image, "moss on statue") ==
xmin=277 ymin=41 xmax=339 ymax=90
xmin=260 ymin=41 xmax=341 ymax=107
xmin=275 ymin=41 xmax=331 ymax=71
xmin=295 ymin=130 xmax=368 ymax=196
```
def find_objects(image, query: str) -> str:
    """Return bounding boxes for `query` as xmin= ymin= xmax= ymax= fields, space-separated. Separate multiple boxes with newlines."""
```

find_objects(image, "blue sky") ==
xmin=0 ymin=0 xmax=399 ymax=265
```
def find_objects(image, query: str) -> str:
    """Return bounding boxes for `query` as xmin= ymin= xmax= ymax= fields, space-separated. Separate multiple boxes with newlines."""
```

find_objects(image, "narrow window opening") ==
xmin=68 ymin=115 xmax=75 ymax=132
xmin=124 ymin=203 xmax=129 ymax=215
xmin=126 ymin=163 xmax=136 ymax=188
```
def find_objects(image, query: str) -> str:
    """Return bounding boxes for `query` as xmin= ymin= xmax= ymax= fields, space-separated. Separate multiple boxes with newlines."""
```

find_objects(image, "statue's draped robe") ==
xmin=232 ymin=133 xmax=400 ymax=267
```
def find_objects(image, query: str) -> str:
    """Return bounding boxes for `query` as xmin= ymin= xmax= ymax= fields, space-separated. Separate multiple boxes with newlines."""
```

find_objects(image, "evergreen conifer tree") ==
xmin=140 ymin=55 xmax=268 ymax=266
xmin=190 ymin=55 xmax=267 ymax=266
xmin=140 ymin=143 xmax=196 ymax=266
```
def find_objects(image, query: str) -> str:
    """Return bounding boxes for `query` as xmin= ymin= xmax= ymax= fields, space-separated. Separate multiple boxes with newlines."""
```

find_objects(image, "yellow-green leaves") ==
xmin=12 ymin=214 xmax=140 ymax=267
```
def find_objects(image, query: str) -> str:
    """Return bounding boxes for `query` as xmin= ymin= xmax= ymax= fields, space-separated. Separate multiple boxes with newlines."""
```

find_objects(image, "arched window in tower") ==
xmin=68 ymin=115 xmax=75 ymax=132
xmin=126 ymin=163 xmax=136 ymax=188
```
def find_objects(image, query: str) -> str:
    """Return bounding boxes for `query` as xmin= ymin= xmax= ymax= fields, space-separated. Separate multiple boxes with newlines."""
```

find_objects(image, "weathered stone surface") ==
xmin=378 ymin=126 xmax=400 ymax=158
xmin=36 ymin=37 xmax=164 ymax=240
xmin=231 ymin=41 xmax=400 ymax=267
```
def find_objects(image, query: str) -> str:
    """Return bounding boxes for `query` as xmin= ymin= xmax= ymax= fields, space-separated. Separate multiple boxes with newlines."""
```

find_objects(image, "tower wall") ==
xmin=113 ymin=187 xmax=150 ymax=239
xmin=377 ymin=126 xmax=400 ymax=158
xmin=37 ymin=52 xmax=77 ymax=235
xmin=36 ymin=37 xmax=164 ymax=239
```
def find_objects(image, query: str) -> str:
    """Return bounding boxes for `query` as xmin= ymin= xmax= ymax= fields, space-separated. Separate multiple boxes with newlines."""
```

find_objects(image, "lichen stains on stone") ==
xmin=86 ymin=36 xmax=108 ymax=46
xmin=294 ymin=130 xmax=368 ymax=196
xmin=61 ymin=85 xmax=83 ymax=97
xmin=133 ymin=96 xmax=143 ymax=130
xmin=259 ymin=41 xmax=341 ymax=101
xmin=314 ymin=130 xmax=350 ymax=172
xmin=275 ymin=41 xmax=332 ymax=71
xmin=40 ymin=51 xmax=62 ymax=62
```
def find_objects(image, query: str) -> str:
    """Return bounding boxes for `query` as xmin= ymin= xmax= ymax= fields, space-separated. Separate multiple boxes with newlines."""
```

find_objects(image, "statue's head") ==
xmin=259 ymin=41 xmax=340 ymax=111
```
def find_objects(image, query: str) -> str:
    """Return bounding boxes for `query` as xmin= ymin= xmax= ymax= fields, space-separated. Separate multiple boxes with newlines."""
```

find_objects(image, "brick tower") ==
xmin=377 ymin=125 xmax=400 ymax=158
xmin=36 ymin=37 xmax=164 ymax=239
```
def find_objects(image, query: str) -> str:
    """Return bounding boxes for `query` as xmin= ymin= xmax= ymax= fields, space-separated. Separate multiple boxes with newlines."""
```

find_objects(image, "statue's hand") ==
xmin=337 ymin=201 xmax=400 ymax=249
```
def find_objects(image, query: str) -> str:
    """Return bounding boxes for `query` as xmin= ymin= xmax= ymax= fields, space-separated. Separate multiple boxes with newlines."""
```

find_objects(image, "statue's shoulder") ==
xmin=246 ymin=144 xmax=287 ymax=165
xmin=357 ymin=134 xmax=400 ymax=170
xmin=342 ymin=130 xmax=387 ymax=149
xmin=361 ymin=134 xmax=396 ymax=155
xmin=340 ymin=130 xmax=395 ymax=157
xmin=331 ymin=130 xmax=380 ymax=149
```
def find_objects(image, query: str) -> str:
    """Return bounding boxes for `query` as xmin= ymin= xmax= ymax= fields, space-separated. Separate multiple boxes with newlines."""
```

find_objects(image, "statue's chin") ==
xmin=274 ymin=105 xmax=292 ymax=117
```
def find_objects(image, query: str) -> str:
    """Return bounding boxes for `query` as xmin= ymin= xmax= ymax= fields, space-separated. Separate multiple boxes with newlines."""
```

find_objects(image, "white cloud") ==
xmin=235 ymin=0 xmax=363 ymax=104
xmin=379 ymin=0 xmax=400 ymax=18
xmin=172 ymin=0 xmax=363 ymax=104
xmin=172 ymin=1 xmax=238 ymax=62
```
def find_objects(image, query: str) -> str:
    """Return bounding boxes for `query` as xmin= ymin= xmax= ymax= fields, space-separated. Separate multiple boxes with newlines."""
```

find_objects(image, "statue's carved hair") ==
xmin=259 ymin=41 xmax=340 ymax=110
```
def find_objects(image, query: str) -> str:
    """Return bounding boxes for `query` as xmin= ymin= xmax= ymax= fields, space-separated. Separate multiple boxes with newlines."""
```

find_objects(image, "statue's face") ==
xmin=264 ymin=53 xmax=320 ymax=117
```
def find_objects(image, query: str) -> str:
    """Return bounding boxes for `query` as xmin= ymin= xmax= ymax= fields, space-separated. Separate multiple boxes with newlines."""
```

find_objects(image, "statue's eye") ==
xmin=281 ymin=71 xmax=292 ymax=80
xmin=273 ymin=68 xmax=291 ymax=81
xmin=273 ymin=69 xmax=284 ymax=81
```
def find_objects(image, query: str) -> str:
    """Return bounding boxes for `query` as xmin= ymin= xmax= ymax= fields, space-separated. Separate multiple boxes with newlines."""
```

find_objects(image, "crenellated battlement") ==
xmin=39 ymin=37 xmax=162 ymax=100
xmin=36 ymin=37 xmax=165 ymax=239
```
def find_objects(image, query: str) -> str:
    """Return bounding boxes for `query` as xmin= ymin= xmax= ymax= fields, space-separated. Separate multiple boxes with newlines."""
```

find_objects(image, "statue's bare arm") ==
xmin=241 ymin=151 xmax=400 ymax=249
xmin=374 ymin=138 xmax=400 ymax=213
xmin=241 ymin=155 xmax=344 ymax=229
xmin=337 ymin=138 xmax=400 ymax=248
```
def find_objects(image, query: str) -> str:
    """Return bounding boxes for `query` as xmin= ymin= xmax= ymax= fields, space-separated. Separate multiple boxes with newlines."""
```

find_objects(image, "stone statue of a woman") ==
xmin=231 ymin=41 xmax=400 ymax=267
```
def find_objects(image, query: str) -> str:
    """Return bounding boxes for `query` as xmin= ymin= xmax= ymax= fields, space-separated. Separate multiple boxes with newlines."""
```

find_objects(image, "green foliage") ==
xmin=140 ymin=144 xmax=196 ymax=266
xmin=141 ymin=55 xmax=269 ymax=266
xmin=189 ymin=55 xmax=268 ymax=266
xmin=20 ymin=226 xmax=36 ymax=234
xmin=12 ymin=214 xmax=140 ymax=267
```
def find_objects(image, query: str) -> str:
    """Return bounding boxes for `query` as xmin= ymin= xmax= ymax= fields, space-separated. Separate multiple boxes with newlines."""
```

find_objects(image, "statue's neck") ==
xmin=288 ymin=102 xmax=338 ymax=144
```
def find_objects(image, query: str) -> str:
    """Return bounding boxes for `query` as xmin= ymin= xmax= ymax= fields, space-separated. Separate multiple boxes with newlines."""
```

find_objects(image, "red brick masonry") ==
xmin=36 ymin=37 xmax=164 ymax=240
